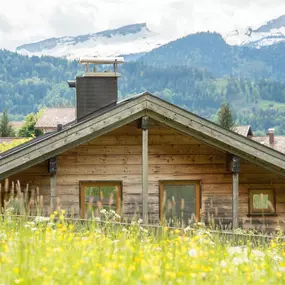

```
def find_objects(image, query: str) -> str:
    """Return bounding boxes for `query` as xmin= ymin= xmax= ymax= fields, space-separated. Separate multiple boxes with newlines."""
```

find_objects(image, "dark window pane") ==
xmin=163 ymin=184 xmax=196 ymax=225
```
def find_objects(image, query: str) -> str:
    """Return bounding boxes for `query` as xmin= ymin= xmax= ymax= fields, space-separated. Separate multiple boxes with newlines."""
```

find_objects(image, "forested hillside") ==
xmin=141 ymin=32 xmax=285 ymax=81
xmin=2 ymin=31 xmax=285 ymax=134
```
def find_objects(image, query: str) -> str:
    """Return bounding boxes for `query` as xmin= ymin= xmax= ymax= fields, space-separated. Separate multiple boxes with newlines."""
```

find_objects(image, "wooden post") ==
xmin=231 ymin=155 xmax=240 ymax=229
xmin=141 ymin=116 xmax=149 ymax=223
xmin=50 ymin=174 xmax=56 ymax=212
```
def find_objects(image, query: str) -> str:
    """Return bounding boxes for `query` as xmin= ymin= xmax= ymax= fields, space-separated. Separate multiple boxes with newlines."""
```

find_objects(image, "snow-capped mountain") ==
xmin=16 ymin=23 xmax=174 ymax=59
xmin=224 ymin=15 xmax=285 ymax=48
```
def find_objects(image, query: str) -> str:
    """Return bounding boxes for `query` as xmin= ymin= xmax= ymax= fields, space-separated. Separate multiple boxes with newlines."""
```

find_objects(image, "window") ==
xmin=80 ymin=182 xmax=122 ymax=218
xmin=160 ymin=181 xmax=200 ymax=225
xmin=249 ymin=189 xmax=275 ymax=215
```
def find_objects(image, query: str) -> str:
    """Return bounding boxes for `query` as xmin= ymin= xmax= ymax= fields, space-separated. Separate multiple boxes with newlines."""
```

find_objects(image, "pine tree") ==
xmin=217 ymin=103 xmax=235 ymax=130
xmin=0 ymin=110 xmax=15 ymax=137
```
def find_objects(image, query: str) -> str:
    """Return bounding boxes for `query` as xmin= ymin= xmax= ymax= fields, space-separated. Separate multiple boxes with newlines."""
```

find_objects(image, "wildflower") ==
xmin=94 ymin=217 xmax=101 ymax=222
xmin=227 ymin=246 xmax=244 ymax=255
xmin=220 ymin=260 xmax=227 ymax=268
xmin=100 ymin=209 xmax=107 ymax=215
xmin=188 ymin=248 xmax=198 ymax=257
xmin=14 ymin=278 xmax=23 ymax=284
xmin=34 ymin=216 xmax=50 ymax=223
xmin=53 ymin=211 xmax=58 ymax=215
xmin=252 ymin=249 xmax=265 ymax=259
xmin=184 ymin=226 xmax=191 ymax=233
xmin=232 ymin=257 xmax=249 ymax=265
xmin=138 ymin=219 xmax=143 ymax=224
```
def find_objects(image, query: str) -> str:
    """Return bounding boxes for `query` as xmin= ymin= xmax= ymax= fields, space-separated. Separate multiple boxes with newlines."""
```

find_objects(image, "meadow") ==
xmin=0 ymin=210 xmax=284 ymax=285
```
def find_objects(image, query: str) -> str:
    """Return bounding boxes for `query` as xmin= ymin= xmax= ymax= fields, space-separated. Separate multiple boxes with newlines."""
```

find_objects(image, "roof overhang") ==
xmin=1 ymin=93 xmax=285 ymax=180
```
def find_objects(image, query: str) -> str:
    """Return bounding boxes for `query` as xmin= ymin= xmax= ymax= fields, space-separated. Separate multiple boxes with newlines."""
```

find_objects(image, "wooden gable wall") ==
xmin=3 ymin=120 xmax=285 ymax=230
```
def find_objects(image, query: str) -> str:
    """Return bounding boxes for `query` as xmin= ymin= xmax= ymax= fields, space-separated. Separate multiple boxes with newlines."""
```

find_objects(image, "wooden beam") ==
xmin=0 ymin=98 xmax=147 ymax=180
xmin=142 ymin=116 xmax=149 ymax=223
xmin=231 ymin=155 xmax=240 ymax=229
xmin=146 ymin=108 xmax=285 ymax=177
xmin=50 ymin=174 xmax=56 ymax=212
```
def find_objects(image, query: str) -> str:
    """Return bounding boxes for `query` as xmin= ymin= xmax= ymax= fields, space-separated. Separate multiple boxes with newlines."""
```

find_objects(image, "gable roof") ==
xmin=1 ymin=92 xmax=285 ymax=180
xmin=234 ymin=125 xmax=253 ymax=137
xmin=35 ymin=108 xmax=76 ymax=129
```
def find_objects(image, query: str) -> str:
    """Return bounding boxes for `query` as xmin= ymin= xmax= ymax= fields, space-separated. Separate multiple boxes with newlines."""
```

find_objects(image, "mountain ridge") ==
xmin=16 ymin=23 xmax=173 ymax=59
xmin=225 ymin=14 xmax=285 ymax=48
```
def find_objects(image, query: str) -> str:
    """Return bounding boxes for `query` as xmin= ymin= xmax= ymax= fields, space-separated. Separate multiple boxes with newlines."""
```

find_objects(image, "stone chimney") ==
xmin=267 ymin=128 xmax=275 ymax=145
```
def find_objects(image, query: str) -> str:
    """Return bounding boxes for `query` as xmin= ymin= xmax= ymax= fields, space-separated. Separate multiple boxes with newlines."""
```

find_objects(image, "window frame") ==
xmin=79 ymin=181 xmax=122 ymax=218
xmin=248 ymin=188 xmax=276 ymax=216
xmin=159 ymin=180 xmax=201 ymax=222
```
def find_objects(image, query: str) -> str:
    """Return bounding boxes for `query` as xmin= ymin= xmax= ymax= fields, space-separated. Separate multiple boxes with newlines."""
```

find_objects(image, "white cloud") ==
xmin=0 ymin=0 xmax=285 ymax=50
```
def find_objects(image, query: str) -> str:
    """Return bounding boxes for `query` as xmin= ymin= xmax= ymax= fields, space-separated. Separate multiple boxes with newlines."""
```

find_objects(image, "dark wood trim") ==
xmin=159 ymin=180 xmax=201 ymax=223
xmin=79 ymin=181 xmax=122 ymax=218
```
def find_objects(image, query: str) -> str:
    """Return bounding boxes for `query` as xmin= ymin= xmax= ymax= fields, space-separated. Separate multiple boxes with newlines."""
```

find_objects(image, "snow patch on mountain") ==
xmin=224 ymin=15 xmax=285 ymax=48
xmin=16 ymin=23 xmax=174 ymax=59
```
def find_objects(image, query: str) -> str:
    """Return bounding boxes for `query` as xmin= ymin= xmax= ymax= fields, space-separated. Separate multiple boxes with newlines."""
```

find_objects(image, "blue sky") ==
xmin=0 ymin=0 xmax=284 ymax=50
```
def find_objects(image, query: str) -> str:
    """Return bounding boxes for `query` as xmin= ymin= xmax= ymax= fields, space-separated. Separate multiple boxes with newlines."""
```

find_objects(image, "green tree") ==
xmin=0 ymin=110 xmax=15 ymax=137
xmin=18 ymin=110 xmax=44 ymax=138
xmin=217 ymin=103 xmax=235 ymax=130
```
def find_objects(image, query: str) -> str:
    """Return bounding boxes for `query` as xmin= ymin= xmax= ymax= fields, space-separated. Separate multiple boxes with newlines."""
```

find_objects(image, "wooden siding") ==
xmin=2 ymin=120 xmax=285 ymax=230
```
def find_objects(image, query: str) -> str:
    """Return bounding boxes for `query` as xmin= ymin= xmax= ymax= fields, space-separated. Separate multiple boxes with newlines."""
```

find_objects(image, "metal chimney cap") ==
xmin=78 ymin=57 xmax=125 ymax=65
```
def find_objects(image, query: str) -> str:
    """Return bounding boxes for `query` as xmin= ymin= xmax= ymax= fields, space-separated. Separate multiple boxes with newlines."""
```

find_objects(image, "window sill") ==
xmin=247 ymin=213 xmax=277 ymax=217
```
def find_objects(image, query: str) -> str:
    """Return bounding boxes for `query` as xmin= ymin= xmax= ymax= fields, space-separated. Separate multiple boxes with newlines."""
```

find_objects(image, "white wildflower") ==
xmin=138 ymin=219 xmax=143 ymax=224
xmin=31 ymin=228 xmax=37 ymax=232
xmin=34 ymin=216 xmax=50 ymax=223
xmin=184 ymin=226 xmax=191 ymax=233
xmin=232 ymin=256 xmax=249 ymax=265
xmin=220 ymin=260 xmax=227 ymax=268
xmin=115 ymin=213 xmax=121 ymax=219
xmin=188 ymin=248 xmax=198 ymax=257
xmin=94 ymin=217 xmax=101 ymax=222
xmin=100 ymin=209 xmax=107 ymax=215
xmin=0 ymin=233 xmax=7 ymax=240
xmin=122 ymin=227 xmax=128 ymax=232
xmin=139 ymin=226 xmax=148 ymax=233
xmin=227 ymin=246 xmax=244 ymax=255
xmin=252 ymin=249 xmax=265 ymax=259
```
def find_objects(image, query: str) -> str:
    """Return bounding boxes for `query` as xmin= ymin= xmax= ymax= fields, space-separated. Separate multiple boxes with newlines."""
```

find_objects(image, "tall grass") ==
xmin=0 ymin=180 xmax=285 ymax=284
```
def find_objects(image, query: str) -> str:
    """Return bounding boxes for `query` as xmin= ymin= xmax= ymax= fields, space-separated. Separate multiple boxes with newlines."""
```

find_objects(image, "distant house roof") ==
xmin=35 ymin=108 xmax=76 ymax=129
xmin=9 ymin=121 xmax=24 ymax=129
xmin=252 ymin=136 xmax=285 ymax=154
xmin=1 ymin=93 xmax=285 ymax=180
xmin=234 ymin=125 xmax=253 ymax=137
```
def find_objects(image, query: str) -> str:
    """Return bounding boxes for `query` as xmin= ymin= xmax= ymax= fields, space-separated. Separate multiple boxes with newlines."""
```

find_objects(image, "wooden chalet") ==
xmin=1 ymin=58 xmax=285 ymax=231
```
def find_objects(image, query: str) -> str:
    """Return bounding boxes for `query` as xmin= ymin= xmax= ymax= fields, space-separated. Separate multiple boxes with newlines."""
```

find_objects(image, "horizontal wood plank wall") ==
xmin=1 ymin=120 xmax=285 ymax=230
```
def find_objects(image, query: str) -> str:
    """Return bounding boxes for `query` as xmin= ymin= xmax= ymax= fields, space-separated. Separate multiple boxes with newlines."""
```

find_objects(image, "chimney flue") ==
xmin=67 ymin=57 xmax=124 ymax=121
xmin=267 ymin=128 xmax=275 ymax=144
